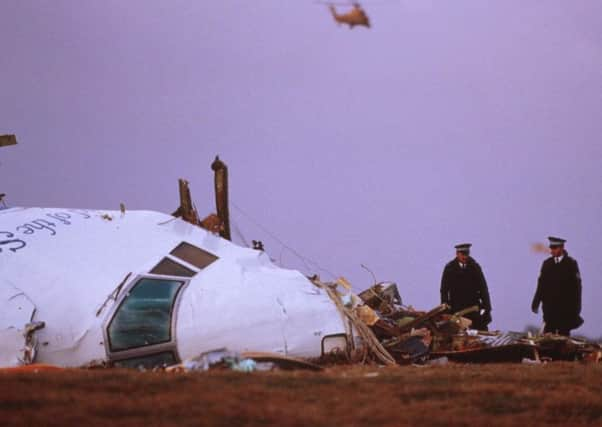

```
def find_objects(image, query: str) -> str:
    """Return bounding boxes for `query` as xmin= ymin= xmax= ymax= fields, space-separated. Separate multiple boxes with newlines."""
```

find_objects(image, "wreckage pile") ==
xmin=313 ymin=279 xmax=602 ymax=365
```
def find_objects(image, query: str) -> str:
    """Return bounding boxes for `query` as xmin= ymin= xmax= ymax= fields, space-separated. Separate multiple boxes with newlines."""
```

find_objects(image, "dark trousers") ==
xmin=466 ymin=313 xmax=489 ymax=331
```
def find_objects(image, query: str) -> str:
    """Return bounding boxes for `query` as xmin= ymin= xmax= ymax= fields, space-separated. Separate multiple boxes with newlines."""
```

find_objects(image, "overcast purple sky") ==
xmin=1 ymin=1 xmax=601 ymax=336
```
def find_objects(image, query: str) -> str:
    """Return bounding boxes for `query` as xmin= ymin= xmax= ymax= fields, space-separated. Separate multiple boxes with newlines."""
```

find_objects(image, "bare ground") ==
xmin=1 ymin=363 xmax=602 ymax=427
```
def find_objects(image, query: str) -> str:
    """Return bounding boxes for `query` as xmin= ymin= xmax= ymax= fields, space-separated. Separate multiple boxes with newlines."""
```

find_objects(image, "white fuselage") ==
xmin=0 ymin=207 xmax=347 ymax=367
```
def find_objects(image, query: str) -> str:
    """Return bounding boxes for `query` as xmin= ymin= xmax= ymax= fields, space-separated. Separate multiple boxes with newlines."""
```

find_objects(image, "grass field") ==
xmin=1 ymin=363 xmax=601 ymax=426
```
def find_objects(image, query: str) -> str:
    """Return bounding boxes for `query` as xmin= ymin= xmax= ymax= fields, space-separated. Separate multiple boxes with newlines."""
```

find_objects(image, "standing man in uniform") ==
xmin=440 ymin=243 xmax=492 ymax=330
xmin=531 ymin=236 xmax=583 ymax=336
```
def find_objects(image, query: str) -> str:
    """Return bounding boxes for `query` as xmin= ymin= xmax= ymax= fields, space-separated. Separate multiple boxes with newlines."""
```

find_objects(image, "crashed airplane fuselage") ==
xmin=0 ymin=207 xmax=349 ymax=368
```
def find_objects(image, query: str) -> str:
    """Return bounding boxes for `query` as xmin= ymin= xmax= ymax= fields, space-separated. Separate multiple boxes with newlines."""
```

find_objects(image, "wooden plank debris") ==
xmin=211 ymin=156 xmax=231 ymax=241
xmin=311 ymin=277 xmax=397 ymax=366
xmin=342 ymin=282 xmax=602 ymax=365
xmin=172 ymin=179 xmax=201 ymax=226
xmin=241 ymin=352 xmax=323 ymax=371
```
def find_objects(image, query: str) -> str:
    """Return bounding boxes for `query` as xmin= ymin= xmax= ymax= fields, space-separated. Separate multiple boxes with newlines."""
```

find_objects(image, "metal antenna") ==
xmin=360 ymin=263 xmax=378 ymax=285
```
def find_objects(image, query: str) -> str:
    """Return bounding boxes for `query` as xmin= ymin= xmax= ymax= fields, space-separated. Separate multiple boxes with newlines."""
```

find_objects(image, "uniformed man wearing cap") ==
xmin=440 ymin=243 xmax=492 ymax=330
xmin=531 ymin=237 xmax=583 ymax=336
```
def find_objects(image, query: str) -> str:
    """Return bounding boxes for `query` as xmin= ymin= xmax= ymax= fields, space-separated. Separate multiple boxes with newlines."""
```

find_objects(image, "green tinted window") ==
xmin=108 ymin=278 xmax=183 ymax=352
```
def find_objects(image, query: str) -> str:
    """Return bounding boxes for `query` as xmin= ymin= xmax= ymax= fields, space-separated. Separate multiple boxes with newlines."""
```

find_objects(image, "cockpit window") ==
xmin=170 ymin=242 xmax=218 ymax=270
xmin=108 ymin=278 xmax=184 ymax=352
xmin=150 ymin=257 xmax=196 ymax=277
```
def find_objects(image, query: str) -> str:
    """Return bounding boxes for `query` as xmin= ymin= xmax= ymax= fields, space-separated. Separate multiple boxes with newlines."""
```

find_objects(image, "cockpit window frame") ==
xmin=149 ymin=257 xmax=197 ymax=277
xmin=102 ymin=273 xmax=190 ymax=363
xmin=170 ymin=242 xmax=219 ymax=270
xmin=102 ymin=242 xmax=218 ymax=367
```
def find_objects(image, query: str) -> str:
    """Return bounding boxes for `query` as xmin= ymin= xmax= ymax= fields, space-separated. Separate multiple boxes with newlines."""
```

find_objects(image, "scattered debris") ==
xmin=211 ymin=156 xmax=231 ymax=240
xmin=165 ymin=349 xmax=239 ymax=372
xmin=199 ymin=213 xmax=223 ymax=235
xmin=174 ymin=160 xmax=230 ymax=241
xmin=165 ymin=349 xmax=322 ymax=373
xmin=313 ymin=278 xmax=601 ymax=366
xmin=241 ymin=352 xmax=323 ymax=371
xmin=21 ymin=321 xmax=45 ymax=365
xmin=356 ymin=305 xmax=379 ymax=326
xmin=357 ymin=282 xmax=402 ymax=314
xmin=172 ymin=179 xmax=201 ymax=225
xmin=311 ymin=277 xmax=397 ymax=366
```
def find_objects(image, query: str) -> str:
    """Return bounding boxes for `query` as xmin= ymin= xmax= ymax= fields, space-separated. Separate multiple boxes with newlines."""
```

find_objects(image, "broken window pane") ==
xmin=108 ymin=278 xmax=183 ymax=352
xmin=150 ymin=257 xmax=196 ymax=277
xmin=170 ymin=242 xmax=218 ymax=269
xmin=113 ymin=352 xmax=176 ymax=369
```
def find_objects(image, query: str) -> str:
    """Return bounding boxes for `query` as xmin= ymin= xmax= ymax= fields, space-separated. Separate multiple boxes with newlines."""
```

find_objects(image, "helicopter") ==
xmin=322 ymin=2 xmax=371 ymax=29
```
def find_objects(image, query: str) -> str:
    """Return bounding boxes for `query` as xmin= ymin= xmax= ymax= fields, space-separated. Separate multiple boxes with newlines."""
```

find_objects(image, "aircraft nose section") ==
xmin=174 ymin=270 xmax=348 ymax=362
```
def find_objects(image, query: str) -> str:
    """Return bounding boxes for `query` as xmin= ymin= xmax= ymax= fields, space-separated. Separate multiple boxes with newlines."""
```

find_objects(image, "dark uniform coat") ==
xmin=440 ymin=257 xmax=492 ymax=330
xmin=531 ymin=251 xmax=583 ymax=335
